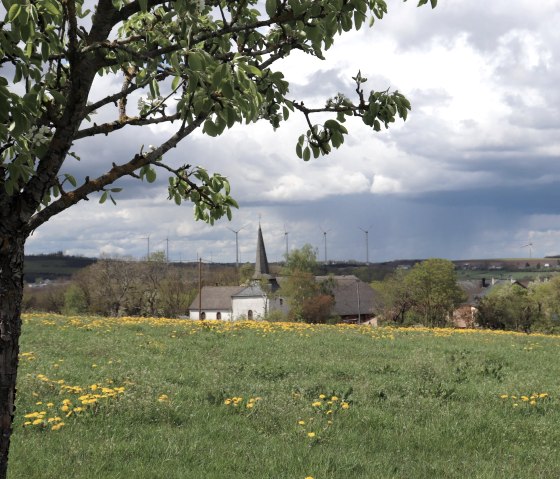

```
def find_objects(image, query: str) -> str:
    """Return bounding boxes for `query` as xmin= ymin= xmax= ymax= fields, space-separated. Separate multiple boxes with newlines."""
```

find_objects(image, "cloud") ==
xmin=25 ymin=0 xmax=560 ymax=264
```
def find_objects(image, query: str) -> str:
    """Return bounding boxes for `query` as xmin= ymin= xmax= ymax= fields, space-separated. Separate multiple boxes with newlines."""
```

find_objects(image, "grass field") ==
xmin=11 ymin=314 xmax=560 ymax=479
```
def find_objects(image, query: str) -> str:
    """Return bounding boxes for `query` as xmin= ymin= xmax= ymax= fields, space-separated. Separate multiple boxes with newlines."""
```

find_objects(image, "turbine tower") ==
xmin=283 ymin=224 xmax=289 ymax=261
xmin=320 ymin=226 xmax=331 ymax=265
xmin=358 ymin=224 xmax=373 ymax=265
xmin=228 ymin=224 xmax=248 ymax=268
xmin=141 ymin=234 xmax=150 ymax=260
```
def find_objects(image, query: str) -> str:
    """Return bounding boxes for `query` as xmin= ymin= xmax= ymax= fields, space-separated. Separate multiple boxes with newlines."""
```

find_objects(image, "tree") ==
xmin=405 ymin=258 xmax=465 ymax=327
xmin=371 ymin=269 xmax=414 ymax=324
xmin=0 ymin=0 xmax=436 ymax=474
xmin=281 ymin=244 xmax=334 ymax=322
xmin=282 ymin=243 xmax=319 ymax=274
xmin=477 ymin=283 xmax=540 ymax=333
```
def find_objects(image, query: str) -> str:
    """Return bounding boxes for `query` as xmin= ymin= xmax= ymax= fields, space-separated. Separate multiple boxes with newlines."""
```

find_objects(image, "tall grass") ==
xmin=11 ymin=314 xmax=560 ymax=478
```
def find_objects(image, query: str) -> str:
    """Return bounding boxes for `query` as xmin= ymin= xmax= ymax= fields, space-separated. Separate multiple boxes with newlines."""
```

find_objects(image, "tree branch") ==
xmin=25 ymin=114 xmax=206 ymax=233
xmin=75 ymin=113 xmax=182 ymax=140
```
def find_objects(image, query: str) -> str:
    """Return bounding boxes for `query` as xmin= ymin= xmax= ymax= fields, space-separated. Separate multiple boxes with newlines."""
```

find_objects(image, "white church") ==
xmin=189 ymin=226 xmax=378 ymax=323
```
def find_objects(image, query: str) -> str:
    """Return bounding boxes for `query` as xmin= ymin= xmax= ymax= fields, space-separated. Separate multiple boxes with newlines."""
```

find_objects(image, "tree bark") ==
xmin=0 ymin=228 xmax=25 ymax=479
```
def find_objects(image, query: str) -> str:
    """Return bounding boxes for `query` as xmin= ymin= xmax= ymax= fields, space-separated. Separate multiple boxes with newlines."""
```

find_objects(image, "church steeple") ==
xmin=254 ymin=224 xmax=270 ymax=278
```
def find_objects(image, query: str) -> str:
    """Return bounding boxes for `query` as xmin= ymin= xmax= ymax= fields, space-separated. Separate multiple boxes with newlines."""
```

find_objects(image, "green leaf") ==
xmin=302 ymin=147 xmax=310 ymax=161
xmin=146 ymin=168 xmax=156 ymax=183
xmin=99 ymin=191 xmax=108 ymax=204
xmin=8 ymin=3 xmax=22 ymax=21
xmin=43 ymin=0 xmax=61 ymax=15
xmin=243 ymin=64 xmax=262 ymax=77
xmin=265 ymin=0 xmax=277 ymax=17
xmin=138 ymin=0 xmax=148 ymax=12
xmin=188 ymin=52 xmax=203 ymax=72
xmin=203 ymin=119 xmax=219 ymax=137
xmin=64 ymin=174 xmax=77 ymax=187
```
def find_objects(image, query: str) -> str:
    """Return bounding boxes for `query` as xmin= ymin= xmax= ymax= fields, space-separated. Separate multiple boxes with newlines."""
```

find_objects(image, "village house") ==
xmin=189 ymin=226 xmax=379 ymax=322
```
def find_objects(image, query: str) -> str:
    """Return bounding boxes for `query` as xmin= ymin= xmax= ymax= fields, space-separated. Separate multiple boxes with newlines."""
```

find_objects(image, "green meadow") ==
xmin=11 ymin=314 xmax=560 ymax=479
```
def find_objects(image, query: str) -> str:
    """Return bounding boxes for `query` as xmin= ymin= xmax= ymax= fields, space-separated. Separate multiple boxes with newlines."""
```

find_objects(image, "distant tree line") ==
xmin=23 ymin=252 xmax=239 ymax=318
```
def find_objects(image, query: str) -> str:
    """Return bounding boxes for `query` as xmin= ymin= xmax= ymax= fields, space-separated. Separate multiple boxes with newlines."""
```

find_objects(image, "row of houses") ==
xmin=189 ymin=226 xmax=378 ymax=323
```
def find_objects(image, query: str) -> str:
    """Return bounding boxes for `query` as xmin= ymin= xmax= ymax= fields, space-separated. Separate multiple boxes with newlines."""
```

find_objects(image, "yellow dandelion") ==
xmin=51 ymin=422 xmax=65 ymax=431
xmin=60 ymin=405 xmax=69 ymax=412
xmin=319 ymin=394 xmax=326 ymax=399
xmin=513 ymin=403 xmax=519 ymax=407
xmin=305 ymin=476 xmax=314 ymax=479
xmin=326 ymin=410 xmax=333 ymax=415
xmin=311 ymin=401 xmax=322 ymax=407
xmin=32 ymin=419 xmax=43 ymax=425
xmin=331 ymin=396 xmax=339 ymax=401
xmin=499 ymin=394 xmax=508 ymax=399
xmin=530 ymin=400 xmax=537 ymax=406
xmin=23 ymin=421 xmax=32 ymax=426
xmin=298 ymin=420 xmax=305 ymax=425
xmin=246 ymin=403 xmax=254 ymax=409
xmin=158 ymin=394 xmax=169 ymax=402
xmin=307 ymin=432 xmax=316 ymax=438
xmin=341 ymin=402 xmax=350 ymax=409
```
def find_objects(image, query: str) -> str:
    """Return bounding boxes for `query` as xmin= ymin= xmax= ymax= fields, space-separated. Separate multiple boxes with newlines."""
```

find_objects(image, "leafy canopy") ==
xmin=1 ymin=0 xmax=436 ymax=235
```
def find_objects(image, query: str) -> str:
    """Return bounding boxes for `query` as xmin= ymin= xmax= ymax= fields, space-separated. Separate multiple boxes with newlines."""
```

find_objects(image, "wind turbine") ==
xmin=227 ymin=224 xmax=248 ymax=268
xmin=522 ymin=242 xmax=533 ymax=259
xmin=320 ymin=226 xmax=331 ymax=265
xmin=140 ymin=234 xmax=150 ymax=260
xmin=358 ymin=224 xmax=373 ymax=265
xmin=283 ymin=224 xmax=289 ymax=261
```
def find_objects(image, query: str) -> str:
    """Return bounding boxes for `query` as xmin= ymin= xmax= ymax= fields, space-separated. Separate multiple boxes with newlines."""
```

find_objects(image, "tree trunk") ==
xmin=0 ymin=231 xmax=25 ymax=479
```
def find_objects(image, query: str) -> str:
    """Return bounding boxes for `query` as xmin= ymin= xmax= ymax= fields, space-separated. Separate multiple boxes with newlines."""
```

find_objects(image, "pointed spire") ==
xmin=254 ymin=224 xmax=270 ymax=278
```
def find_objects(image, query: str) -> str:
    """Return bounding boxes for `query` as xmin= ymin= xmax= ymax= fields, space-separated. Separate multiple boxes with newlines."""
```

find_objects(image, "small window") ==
xmin=279 ymin=298 xmax=283 ymax=306
xmin=200 ymin=312 xmax=206 ymax=320
xmin=247 ymin=310 xmax=253 ymax=320
xmin=216 ymin=312 xmax=222 ymax=320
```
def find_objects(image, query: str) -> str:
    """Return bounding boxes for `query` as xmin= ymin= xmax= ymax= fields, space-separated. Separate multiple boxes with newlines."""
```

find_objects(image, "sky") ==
xmin=24 ymin=0 xmax=560 ymax=264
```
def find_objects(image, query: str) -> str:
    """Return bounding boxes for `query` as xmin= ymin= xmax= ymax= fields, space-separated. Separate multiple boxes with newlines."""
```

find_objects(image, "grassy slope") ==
xmin=11 ymin=315 xmax=560 ymax=479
